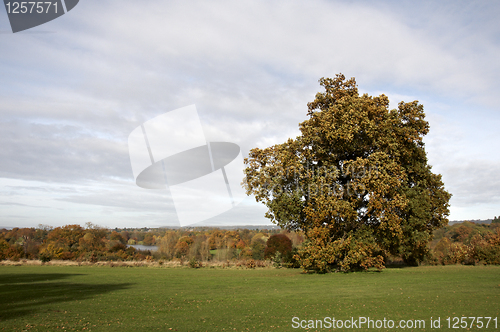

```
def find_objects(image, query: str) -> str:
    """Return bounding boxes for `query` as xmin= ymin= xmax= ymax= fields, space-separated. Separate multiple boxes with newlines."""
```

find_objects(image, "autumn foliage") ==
xmin=0 ymin=225 xmax=298 ymax=265
xmin=244 ymin=74 xmax=452 ymax=272
xmin=429 ymin=221 xmax=500 ymax=265
xmin=0 ymin=221 xmax=497 ymax=268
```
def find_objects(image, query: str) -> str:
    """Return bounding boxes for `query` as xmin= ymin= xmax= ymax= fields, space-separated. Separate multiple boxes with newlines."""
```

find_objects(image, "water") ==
xmin=127 ymin=244 xmax=159 ymax=252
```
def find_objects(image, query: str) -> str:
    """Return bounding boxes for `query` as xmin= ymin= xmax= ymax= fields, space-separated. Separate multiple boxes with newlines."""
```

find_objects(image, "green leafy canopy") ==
xmin=244 ymin=74 xmax=452 ymax=272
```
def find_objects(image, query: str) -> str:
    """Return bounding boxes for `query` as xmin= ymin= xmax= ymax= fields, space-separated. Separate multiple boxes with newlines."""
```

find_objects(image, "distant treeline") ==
xmin=0 ymin=224 xmax=304 ymax=265
xmin=427 ymin=219 xmax=500 ymax=265
xmin=0 ymin=220 xmax=498 ymax=266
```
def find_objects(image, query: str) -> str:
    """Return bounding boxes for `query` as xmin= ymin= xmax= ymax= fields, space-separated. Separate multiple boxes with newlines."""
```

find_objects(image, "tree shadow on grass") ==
xmin=0 ymin=273 xmax=133 ymax=321
xmin=0 ymin=273 xmax=83 ymax=285
xmin=385 ymin=262 xmax=415 ymax=269
xmin=385 ymin=265 xmax=410 ymax=269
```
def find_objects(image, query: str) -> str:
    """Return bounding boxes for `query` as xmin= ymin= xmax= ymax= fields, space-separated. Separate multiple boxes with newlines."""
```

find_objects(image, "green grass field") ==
xmin=0 ymin=265 xmax=499 ymax=331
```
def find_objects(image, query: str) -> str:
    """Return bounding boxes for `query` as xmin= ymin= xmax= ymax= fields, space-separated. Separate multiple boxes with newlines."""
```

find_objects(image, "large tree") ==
xmin=244 ymin=74 xmax=451 ymax=272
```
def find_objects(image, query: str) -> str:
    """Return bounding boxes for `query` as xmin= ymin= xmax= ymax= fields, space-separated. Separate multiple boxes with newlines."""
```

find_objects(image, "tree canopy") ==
xmin=243 ymin=74 xmax=452 ymax=272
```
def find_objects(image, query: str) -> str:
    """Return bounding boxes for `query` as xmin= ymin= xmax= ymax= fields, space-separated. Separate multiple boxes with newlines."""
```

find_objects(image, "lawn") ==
xmin=0 ymin=264 xmax=499 ymax=331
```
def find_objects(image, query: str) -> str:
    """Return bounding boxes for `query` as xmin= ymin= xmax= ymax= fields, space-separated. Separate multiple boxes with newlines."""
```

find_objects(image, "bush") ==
xmin=251 ymin=239 xmax=265 ymax=260
xmin=5 ymin=246 xmax=23 ymax=261
xmin=188 ymin=257 xmax=202 ymax=268
xmin=0 ymin=239 xmax=9 ymax=260
xmin=39 ymin=252 xmax=51 ymax=263
xmin=283 ymin=247 xmax=301 ymax=268
xmin=272 ymin=251 xmax=283 ymax=268
xmin=245 ymin=259 xmax=256 ymax=269
xmin=265 ymin=234 xmax=292 ymax=260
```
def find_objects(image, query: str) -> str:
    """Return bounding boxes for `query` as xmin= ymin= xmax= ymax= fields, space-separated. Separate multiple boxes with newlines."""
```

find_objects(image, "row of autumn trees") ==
xmin=0 ymin=224 xmax=303 ymax=265
xmin=0 ymin=224 xmax=144 ymax=262
xmin=430 ymin=221 xmax=500 ymax=265
xmin=0 ymin=221 xmax=498 ymax=267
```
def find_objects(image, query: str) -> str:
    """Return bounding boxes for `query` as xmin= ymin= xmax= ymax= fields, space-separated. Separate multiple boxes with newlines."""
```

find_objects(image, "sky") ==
xmin=0 ymin=0 xmax=499 ymax=229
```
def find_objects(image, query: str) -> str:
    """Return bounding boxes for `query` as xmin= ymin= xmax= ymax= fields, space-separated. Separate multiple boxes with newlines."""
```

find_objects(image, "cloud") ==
xmin=0 ymin=0 xmax=499 ymax=226
xmin=444 ymin=161 xmax=500 ymax=206
xmin=0 ymin=119 xmax=131 ymax=183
